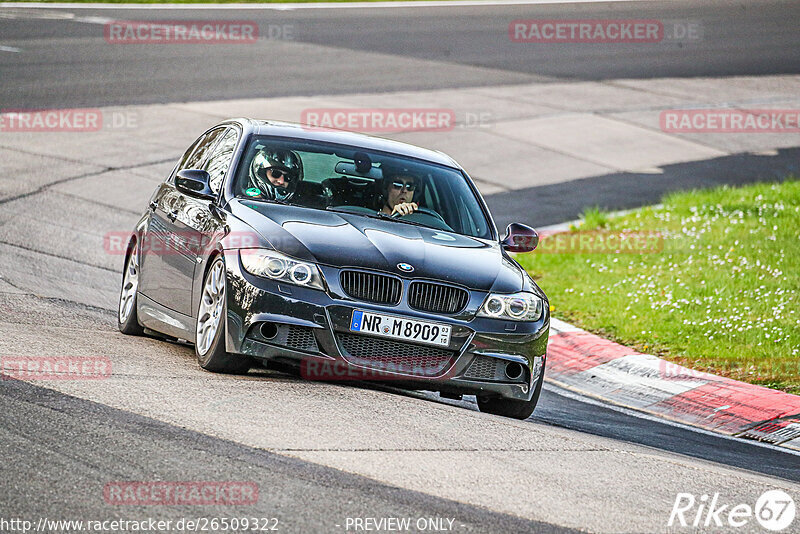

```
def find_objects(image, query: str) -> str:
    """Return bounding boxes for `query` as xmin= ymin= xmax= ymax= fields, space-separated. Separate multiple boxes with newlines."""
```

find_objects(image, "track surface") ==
xmin=1 ymin=372 xmax=566 ymax=533
xmin=0 ymin=0 xmax=799 ymax=107
xmin=1 ymin=1 xmax=799 ymax=532
xmin=2 ymin=293 xmax=797 ymax=533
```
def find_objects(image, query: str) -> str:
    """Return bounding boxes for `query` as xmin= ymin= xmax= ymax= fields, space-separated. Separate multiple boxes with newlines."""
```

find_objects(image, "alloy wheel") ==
xmin=119 ymin=244 xmax=139 ymax=323
xmin=196 ymin=260 xmax=226 ymax=355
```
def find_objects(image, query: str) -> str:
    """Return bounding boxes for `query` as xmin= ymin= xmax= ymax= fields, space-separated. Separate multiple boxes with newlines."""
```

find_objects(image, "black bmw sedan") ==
xmin=118 ymin=118 xmax=549 ymax=419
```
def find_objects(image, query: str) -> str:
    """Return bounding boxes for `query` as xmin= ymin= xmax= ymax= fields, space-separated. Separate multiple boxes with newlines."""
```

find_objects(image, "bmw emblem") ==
xmin=397 ymin=262 xmax=414 ymax=273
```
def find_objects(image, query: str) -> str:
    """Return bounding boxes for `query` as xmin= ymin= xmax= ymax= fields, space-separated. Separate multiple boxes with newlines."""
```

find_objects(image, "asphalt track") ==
xmin=0 ymin=374 xmax=566 ymax=534
xmin=1 ymin=293 xmax=798 ymax=532
xmin=0 ymin=0 xmax=799 ymax=107
xmin=1 ymin=1 xmax=800 ymax=532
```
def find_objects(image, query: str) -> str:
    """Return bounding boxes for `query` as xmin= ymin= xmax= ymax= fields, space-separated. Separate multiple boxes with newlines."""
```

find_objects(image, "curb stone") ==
xmin=546 ymin=317 xmax=800 ymax=450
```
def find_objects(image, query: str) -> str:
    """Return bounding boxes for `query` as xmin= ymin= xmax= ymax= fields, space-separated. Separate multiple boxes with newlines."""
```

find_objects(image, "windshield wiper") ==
xmin=325 ymin=205 xmax=429 ymax=229
xmin=367 ymin=210 xmax=428 ymax=228
xmin=326 ymin=206 xmax=369 ymax=215
xmin=247 ymin=197 xmax=290 ymax=206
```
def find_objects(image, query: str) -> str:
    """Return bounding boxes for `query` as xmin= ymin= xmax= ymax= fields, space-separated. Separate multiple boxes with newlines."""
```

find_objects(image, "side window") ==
xmin=168 ymin=136 xmax=204 ymax=182
xmin=183 ymin=128 xmax=226 ymax=171
xmin=203 ymin=128 xmax=239 ymax=194
xmin=169 ymin=128 xmax=227 ymax=184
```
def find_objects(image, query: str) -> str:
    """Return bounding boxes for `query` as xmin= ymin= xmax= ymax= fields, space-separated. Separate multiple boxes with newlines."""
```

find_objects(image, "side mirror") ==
xmin=501 ymin=223 xmax=539 ymax=253
xmin=175 ymin=169 xmax=215 ymax=201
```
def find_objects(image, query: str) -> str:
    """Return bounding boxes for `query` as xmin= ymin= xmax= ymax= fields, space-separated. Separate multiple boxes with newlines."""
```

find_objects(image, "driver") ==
xmin=380 ymin=167 xmax=419 ymax=216
xmin=247 ymin=148 xmax=303 ymax=201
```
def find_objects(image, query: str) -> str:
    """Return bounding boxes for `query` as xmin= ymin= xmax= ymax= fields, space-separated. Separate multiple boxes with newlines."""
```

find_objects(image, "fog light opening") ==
xmin=505 ymin=361 xmax=524 ymax=380
xmin=260 ymin=322 xmax=278 ymax=340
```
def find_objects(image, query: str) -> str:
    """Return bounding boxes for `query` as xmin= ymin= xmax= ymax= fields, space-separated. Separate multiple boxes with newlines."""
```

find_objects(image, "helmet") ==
xmin=248 ymin=148 xmax=303 ymax=201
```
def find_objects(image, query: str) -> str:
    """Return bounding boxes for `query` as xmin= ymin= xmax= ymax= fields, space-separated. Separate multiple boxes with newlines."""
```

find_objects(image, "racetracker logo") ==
xmin=660 ymin=109 xmax=800 ymax=133
xmin=104 ymin=20 xmax=259 ymax=44
xmin=668 ymin=490 xmax=795 ymax=531
xmin=104 ymin=481 xmax=259 ymax=506
xmin=103 ymin=231 xmax=262 ymax=256
xmin=0 ymin=109 xmax=101 ymax=132
xmin=301 ymin=108 xmax=456 ymax=133
xmin=658 ymin=361 xmax=714 ymax=381
xmin=301 ymin=359 xmax=446 ymax=381
xmin=509 ymin=19 xmax=663 ymax=43
xmin=1 ymin=356 xmax=111 ymax=380
xmin=535 ymin=230 xmax=664 ymax=254
xmin=0 ymin=109 xmax=138 ymax=132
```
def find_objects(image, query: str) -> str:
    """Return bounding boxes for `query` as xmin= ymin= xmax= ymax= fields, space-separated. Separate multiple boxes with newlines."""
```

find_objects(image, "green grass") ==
xmin=575 ymin=206 xmax=610 ymax=231
xmin=517 ymin=180 xmax=800 ymax=394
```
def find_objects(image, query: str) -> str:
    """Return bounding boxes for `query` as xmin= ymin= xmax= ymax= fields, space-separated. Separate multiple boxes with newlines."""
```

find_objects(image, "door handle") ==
xmin=167 ymin=209 xmax=179 ymax=221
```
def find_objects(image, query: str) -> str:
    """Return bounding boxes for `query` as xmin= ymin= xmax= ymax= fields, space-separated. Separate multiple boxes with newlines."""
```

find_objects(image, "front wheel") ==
xmin=477 ymin=359 xmax=546 ymax=420
xmin=118 ymin=241 xmax=144 ymax=336
xmin=195 ymin=257 xmax=252 ymax=374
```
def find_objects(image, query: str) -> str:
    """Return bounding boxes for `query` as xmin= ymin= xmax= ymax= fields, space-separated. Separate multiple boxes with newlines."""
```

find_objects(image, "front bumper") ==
xmin=224 ymin=258 xmax=549 ymax=402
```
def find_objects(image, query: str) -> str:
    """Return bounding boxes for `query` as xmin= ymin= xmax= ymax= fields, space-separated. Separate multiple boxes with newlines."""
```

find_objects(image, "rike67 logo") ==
xmin=669 ymin=490 xmax=795 ymax=531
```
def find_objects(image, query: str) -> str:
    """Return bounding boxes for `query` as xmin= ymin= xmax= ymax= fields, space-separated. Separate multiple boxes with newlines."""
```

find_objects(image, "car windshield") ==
xmin=232 ymin=136 xmax=493 ymax=239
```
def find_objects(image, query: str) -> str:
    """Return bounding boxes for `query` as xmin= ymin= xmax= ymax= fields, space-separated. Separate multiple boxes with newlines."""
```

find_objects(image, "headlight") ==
xmin=240 ymin=249 xmax=325 ymax=290
xmin=477 ymin=292 xmax=543 ymax=321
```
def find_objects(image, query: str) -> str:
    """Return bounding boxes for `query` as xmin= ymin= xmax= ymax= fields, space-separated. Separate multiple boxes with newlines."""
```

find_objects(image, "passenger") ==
xmin=246 ymin=148 xmax=303 ymax=201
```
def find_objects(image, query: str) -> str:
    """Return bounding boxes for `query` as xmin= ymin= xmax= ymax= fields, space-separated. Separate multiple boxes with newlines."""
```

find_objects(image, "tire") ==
xmin=118 ymin=241 xmax=145 ymax=336
xmin=195 ymin=256 xmax=252 ymax=374
xmin=477 ymin=358 xmax=546 ymax=420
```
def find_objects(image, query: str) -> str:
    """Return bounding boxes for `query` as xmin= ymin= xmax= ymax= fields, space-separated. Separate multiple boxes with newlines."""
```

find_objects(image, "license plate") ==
xmin=349 ymin=310 xmax=452 ymax=347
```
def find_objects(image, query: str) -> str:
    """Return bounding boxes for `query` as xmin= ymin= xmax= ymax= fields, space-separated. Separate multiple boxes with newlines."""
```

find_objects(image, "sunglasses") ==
xmin=391 ymin=181 xmax=417 ymax=191
xmin=267 ymin=168 xmax=295 ymax=181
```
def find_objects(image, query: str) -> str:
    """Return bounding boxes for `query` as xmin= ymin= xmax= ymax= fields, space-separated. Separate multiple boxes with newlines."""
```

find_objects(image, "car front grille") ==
xmin=340 ymin=270 xmax=402 ymax=305
xmin=337 ymin=332 xmax=455 ymax=377
xmin=408 ymin=281 xmax=469 ymax=314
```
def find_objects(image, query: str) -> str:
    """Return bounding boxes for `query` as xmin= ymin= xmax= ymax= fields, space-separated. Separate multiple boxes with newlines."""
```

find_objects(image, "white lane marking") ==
xmin=0 ymin=10 xmax=111 ymax=24
xmin=74 ymin=15 xmax=113 ymax=25
xmin=0 ymin=11 xmax=71 ymax=19
xmin=0 ymin=45 xmax=21 ymax=52
xmin=0 ymin=9 xmax=80 ymax=23
xmin=544 ymin=381 xmax=800 ymax=458
xmin=0 ymin=0 xmax=663 ymax=9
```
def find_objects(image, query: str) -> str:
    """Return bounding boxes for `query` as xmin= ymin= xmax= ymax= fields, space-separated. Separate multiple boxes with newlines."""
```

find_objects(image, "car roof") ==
xmin=225 ymin=118 xmax=461 ymax=169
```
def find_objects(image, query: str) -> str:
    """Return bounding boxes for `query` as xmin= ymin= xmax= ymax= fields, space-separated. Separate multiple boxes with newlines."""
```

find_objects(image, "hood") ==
xmin=229 ymin=200 xmax=523 ymax=292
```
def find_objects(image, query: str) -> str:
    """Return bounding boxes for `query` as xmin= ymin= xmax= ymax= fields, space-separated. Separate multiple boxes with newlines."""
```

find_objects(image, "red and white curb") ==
xmin=546 ymin=317 xmax=800 ymax=450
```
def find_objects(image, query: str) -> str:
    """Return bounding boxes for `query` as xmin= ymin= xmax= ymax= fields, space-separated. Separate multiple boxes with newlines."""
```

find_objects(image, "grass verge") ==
xmin=517 ymin=180 xmax=800 ymax=394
